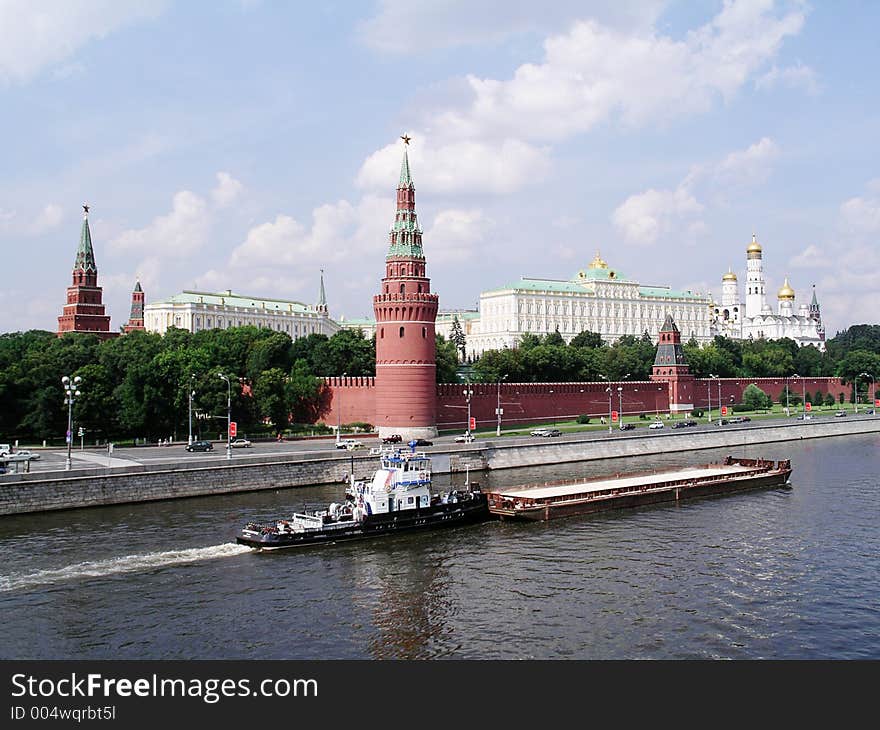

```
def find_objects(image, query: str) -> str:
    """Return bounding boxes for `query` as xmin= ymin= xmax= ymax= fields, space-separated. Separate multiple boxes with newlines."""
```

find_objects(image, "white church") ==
xmin=711 ymin=234 xmax=825 ymax=350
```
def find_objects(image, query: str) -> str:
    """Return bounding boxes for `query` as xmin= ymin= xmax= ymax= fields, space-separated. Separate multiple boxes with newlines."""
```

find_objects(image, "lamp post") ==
xmin=188 ymin=373 xmax=195 ymax=446
xmin=617 ymin=386 xmax=623 ymax=430
xmin=62 ymin=375 xmax=82 ymax=471
xmin=218 ymin=373 xmax=231 ymax=460
xmin=336 ymin=372 xmax=346 ymax=445
xmin=710 ymin=374 xmax=721 ymax=424
xmin=784 ymin=376 xmax=790 ymax=417
xmin=854 ymin=372 xmax=861 ymax=413
xmin=464 ymin=381 xmax=474 ymax=437
xmin=707 ymin=379 xmax=712 ymax=423
xmin=496 ymin=374 xmax=508 ymax=437
xmin=860 ymin=372 xmax=875 ymax=412
xmin=791 ymin=374 xmax=805 ymax=418
xmin=599 ymin=375 xmax=612 ymax=433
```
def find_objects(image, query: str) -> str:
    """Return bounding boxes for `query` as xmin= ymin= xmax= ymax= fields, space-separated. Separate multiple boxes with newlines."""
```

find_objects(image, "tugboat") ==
xmin=237 ymin=443 xmax=489 ymax=550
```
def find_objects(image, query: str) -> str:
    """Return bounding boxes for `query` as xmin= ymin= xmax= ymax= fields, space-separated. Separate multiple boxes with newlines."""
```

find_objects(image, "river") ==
xmin=1 ymin=434 xmax=878 ymax=659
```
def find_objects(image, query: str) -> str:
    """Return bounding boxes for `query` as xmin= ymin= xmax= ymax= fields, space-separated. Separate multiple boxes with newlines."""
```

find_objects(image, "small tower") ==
xmin=123 ymin=280 xmax=146 ymax=333
xmin=315 ymin=269 xmax=328 ymax=314
xmin=372 ymin=136 xmax=439 ymax=440
xmin=721 ymin=267 xmax=738 ymax=308
xmin=57 ymin=205 xmax=117 ymax=340
xmin=744 ymin=233 xmax=766 ymax=320
xmin=650 ymin=314 xmax=694 ymax=413
xmin=810 ymin=284 xmax=825 ymax=342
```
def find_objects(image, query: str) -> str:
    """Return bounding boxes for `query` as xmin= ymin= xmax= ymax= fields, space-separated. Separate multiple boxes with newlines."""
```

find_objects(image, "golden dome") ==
xmin=747 ymin=233 xmax=762 ymax=255
xmin=722 ymin=267 xmax=737 ymax=282
xmin=777 ymin=276 xmax=795 ymax=300
xmin=588 ymin=250 xmax=608 ymax=269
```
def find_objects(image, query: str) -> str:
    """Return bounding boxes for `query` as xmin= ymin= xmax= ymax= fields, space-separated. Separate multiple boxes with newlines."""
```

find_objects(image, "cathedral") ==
xmin=710 ymin=234 xmax=825 ymax=350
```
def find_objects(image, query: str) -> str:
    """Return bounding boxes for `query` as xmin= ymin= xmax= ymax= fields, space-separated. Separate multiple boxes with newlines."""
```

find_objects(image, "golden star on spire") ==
xmin=400 ymin=134 xmax=411 ymax=145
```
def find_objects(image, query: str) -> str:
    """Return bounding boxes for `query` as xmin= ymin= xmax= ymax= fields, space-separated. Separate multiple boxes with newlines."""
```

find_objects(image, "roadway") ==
xmin=3 ymin=410 xmax=870 ymax=476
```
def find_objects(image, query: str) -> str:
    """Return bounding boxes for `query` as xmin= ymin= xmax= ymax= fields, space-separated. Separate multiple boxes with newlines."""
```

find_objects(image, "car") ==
xmin=796 ymin=415 xmax=812 ymax=420
xmin=530 ymin=428 xmax=550 ymax=437
xmin=13 ymin=449 xmax=40 ymax=460
xmin=545 ymin=429 xmax=561 ymax=437
xmin=0 ymin=444 xmax=10 ymax=458
xmin=381 ymin=434 xmax=402 ymax=444
xmin=685 ymin=420 xmax=698 ymax=427
xmin=672 ymin=421 xmax=688 ymax=429
xmin=336 ymin=439 xmax=364 ymax=450
xmin=648 ymin=421 xmax=664 ymax=430
xmin=619 ymin=423 xmax=635 ymax=431
xmin=715 ymin=418 xmax=729 ymax=426
xmin=454 ymin=433 xmax=474 ymax=443
xmin=835 ymin=411 xmax=847 ymax=417
xmin=186 ymin=440 xmax=214 ymax=452
xmin=230 ymin=438 xmax=252 ymax=448
xmin=411 ymin=438 xmax=434 ymax=447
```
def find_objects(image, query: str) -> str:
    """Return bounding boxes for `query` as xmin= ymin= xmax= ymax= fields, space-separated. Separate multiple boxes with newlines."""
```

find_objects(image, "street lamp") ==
xmin=496 ymin=374 xmax=508 ymax=437
xmin=599 ymin=375 xmax=612 ymax=433
xmin=62 ymin=375 xmax=82 ymax=471
xmin=188 ymin=373 xmax=195 ymax=446
xmin=854 ymin=372 xmax=861 ymax=413
xmin=218 ymin=373 xmax=231 ymax=460
xmin=706 ymin=378 xmax=712 ymax=423
xmin=336 ymin=372 xmax=346 ymax=445
xmin=859 ymin=372 xmax=875 ymax=413
xmin=710 ymin=374 xmax=722 ymax=424
xmin=791 ymin=374 xmax=805 ymax=418
xmin=464 ymin=381 xmax=474 ymax=437
xmin=617 ymin=386 xmax=623 ymax=430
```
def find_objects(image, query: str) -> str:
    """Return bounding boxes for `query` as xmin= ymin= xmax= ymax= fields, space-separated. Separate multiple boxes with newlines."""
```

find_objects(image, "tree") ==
xmin=435 ymin=334 xmax=460 ymax=383
xmin=544 ymin=328 xmax=565 ymax=347
xmin=570 ymin=330 xmax=604 ymax=349
xmin=253 ymin=368 xmax=290 ymax=430
xmin=450 ymin=316 xmax=467 ymax=361
xmin=742 ymin=384 xmax=771 ymax=411
xmin=517 ymin=333 xmax=541 ymax=350
xmin=824 ymin=392 xmax=836 ymax=407
xmin=286 ymin=359 xmax=323 ymax=423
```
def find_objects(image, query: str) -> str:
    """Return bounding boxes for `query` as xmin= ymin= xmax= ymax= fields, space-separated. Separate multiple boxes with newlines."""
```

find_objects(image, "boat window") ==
xmin=408 ymin=497 xmax=414 ymax=504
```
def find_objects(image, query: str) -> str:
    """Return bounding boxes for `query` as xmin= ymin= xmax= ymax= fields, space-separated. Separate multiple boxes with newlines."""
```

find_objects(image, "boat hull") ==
xmin=237 ymin=496 xmax=489 ymax=550
xmin=487 ymin=459 xmax=792 ymax=522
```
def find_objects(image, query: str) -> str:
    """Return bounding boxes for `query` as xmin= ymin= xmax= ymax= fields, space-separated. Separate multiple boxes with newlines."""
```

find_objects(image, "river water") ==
xmin=1 ymin=434 xmax=878 ymax=659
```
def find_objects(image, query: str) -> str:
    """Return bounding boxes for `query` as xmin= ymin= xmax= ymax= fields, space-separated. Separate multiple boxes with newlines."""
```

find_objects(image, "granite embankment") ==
xmin=2 ymin=417 xmax=878 ymax=515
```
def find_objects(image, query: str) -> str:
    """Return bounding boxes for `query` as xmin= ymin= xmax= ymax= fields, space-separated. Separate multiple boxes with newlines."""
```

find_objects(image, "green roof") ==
xmin=437 ymin=310 xmax=480 ymax=321
xmin=74 ymin=215 xmax=97 ymax=272
xmin=482 ymin=277 xmax=706 ymax=301
xmin=148 ymin=290 xmax=315 ymax=313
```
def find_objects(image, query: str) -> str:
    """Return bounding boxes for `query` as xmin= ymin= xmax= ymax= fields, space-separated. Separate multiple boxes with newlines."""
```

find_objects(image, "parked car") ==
xmin=796 ymin=415 xmax=812 ymax=420
xmin=715 ymin=418 xmax=729 ymax=426
xmin=13 ymin=449 xmax=40 ymax=460
xmin=336 ymin=439 xmax=364 ymax=450
xmin=411 ymin=438 xmax=434 ymax=447
xmin=672 ymin=421 xmax=688 ymax=429
xmin=230 ymin=438 xmax=252 ymax=448
xmin=381 ymin=434 xmax=402 ymax=444
xmin=454 ymin=433 xmax=474 ymax=443
xmin=543 ymin=429 xmax=562 ymax=437
xmin=186 ymin=440 xmax=214 ymax=452
xmin=0 ymin=444 xmax=10 ymax=458
xmin=619 ymin=423 xmax=635 ymax=431
xmin=835 ymin=411 xmax=847 ymax=417
xmin=530 ymin=428 xmax=550 ymax=437
xmin=648 ymin=421 xmax=664 ymax=430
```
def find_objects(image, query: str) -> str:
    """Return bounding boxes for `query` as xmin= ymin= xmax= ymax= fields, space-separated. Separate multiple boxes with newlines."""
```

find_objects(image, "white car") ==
xmin=648 ymin=421 xmax=665 ymax=430
xmin=14 ymin=450 xmax=40 ymax=460
xmin=230 ymin=438 xmax=252 ymax=448
xmin=530 ymin=428 xmax=550 ymax=437
xmin=0 ymin=444 xmax=10 ymax=458
xmin=336 ymin=439 xmax=364 ymax=450
xmin=454 ymin=433 xmax=474 ymax=443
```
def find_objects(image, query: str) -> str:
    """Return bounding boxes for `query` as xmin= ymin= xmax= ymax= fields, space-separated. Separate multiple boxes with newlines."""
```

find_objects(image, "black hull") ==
xmin=237 ymin=496 xmax=489 ymax=550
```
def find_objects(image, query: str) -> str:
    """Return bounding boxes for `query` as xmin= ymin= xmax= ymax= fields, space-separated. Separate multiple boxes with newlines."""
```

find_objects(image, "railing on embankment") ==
xmin=1 ymin=417 xmax=878 ymax=516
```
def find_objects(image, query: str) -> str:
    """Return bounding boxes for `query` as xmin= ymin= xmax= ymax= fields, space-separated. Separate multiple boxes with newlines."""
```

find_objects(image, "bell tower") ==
xmin=372 ymin=137 xmax=439 ymax=439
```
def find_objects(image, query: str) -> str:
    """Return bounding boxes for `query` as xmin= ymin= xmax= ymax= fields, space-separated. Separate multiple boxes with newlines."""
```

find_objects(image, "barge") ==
xmin=237 ymin=446 xmax=489 ymax=550
xmin=485 ymin=456 xmax=792 ymax=521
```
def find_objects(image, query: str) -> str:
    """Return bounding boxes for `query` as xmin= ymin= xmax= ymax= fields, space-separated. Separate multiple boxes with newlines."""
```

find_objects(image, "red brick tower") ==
xmin=372 ymin=137 xmax=439 ymax=439
xmin=57 ymin=205 xmax=117 ymax=340
xmin=650 ymin=314 xmax=694 ymax=413
xmin=123 ymin=280 xmax=145 ymax=333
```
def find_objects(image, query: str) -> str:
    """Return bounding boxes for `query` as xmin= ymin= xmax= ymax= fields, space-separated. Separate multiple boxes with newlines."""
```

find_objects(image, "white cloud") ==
xmin=756 ymin=62 xmax=820 ymax=95
xmin=111 ymin=190 xmax=210 ymax=257
xmin=789 ymin=244 xmax=824 ymax=268
xmin=358 ymin=0 xmax=667 ymax=53
xmin=0 ymin=0 xmax=167 ymax=83
xmin=612 ymin=137 xmax=779 ymax=245
xmin=357 ymin=134 xmax=549 ymax=195
xmin=431 ymin=2 xmax=805 ymax=143
xmin=425 ymin=209 xmax=493 ymax=263
xmin=211 ymin=172 xmax=244 ymax=208
xmin=29 ymin=203 xmax=64 ymax=235
xmin=840 ymin=179 xmax=880 ymax=234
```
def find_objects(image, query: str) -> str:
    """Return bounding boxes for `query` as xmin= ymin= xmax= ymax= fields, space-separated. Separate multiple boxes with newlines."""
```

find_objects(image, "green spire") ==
xmin=74 ymin=207 xmax=97 ymax=272
xmin=399 ymin=145 xmax=412 ymax=187
xmin=317 ymin=269 xmax=327 ymax=309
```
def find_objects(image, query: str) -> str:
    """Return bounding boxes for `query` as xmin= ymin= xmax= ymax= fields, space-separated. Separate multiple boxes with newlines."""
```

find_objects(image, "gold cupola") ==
xmin=777 ymin=276 xmax=795 ymax=300
xmin=588 ymin=250 xmax=608 ymax=269
xmin=747 ymin=233 xmax=762 ymax=258
xmin=722 ymin=267 xmax=737 ymax=282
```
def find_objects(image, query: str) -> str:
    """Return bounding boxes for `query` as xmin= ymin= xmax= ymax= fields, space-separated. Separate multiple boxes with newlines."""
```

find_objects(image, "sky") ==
xmin=1 ymin=0 xmax=878 ymax=338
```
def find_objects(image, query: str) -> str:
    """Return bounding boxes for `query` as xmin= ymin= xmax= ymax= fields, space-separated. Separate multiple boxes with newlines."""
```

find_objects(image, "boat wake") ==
xmin=0 ymin=543 xmax=253 ymax=593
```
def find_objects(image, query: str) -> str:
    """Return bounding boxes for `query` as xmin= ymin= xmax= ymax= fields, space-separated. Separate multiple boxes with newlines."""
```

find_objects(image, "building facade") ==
xmin=144 ymin=279 xmax=339 ymax=338
xmin=56 ymin=206 xmax=118 ymax=340
xmin=711 ymin=234 xmax=825 ymax=349
xmin=465 ymin=252 xmax=712 ymax=357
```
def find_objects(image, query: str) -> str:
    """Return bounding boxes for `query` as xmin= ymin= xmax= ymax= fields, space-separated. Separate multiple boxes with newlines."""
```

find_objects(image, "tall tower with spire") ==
xmin=372 ymin=137 xmax=439 ymax=439
xmin=123 ymin=280 xmax=146 ymax=333
xmin=316 ymin=269 xmax=328 ymax=314
xmin=810 ymin=284 xmax=825 ymax=342
xmin=650 ymin=314 xmax=694 ymax=412
xmin=56 ymin=205 xmax=117 ymax=339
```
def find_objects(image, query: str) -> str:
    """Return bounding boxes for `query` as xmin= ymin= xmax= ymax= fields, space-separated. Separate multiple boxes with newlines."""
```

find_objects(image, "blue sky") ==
xmin=1 ymin=0 xmax=878 ymax=338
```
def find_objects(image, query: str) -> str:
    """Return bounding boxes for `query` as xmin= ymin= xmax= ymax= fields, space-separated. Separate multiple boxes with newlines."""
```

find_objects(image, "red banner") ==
xmin=469 ymin=417 xmax=476 ymax=431
xmin=229 ymin=421 xmax=237 ymax=438
xmin=611 ymin=411 xmax=618 ymax=422
xmin=721 ymin=406 xmax=728 ymax=416
xmin=805 ymin=402 xmax=812 ymax=411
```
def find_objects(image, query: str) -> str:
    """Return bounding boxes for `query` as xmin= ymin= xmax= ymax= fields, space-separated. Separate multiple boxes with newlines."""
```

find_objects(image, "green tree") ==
xmin=742 ymin=383 xmax=771 ymax=411
xmin=286 ymin=359 xmax=324 ymax=423
xmin=253 ymin=368 xmax=290 ymax=429
xmin=435 ymin=334 xmax=460 ymax=383
xmin=450 ymin=316 xmax=466 ymax=360
xmin=570 ymin=330 xmax=604 ymax=349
